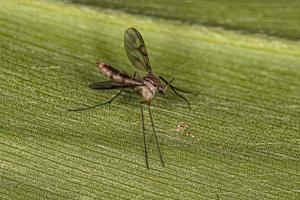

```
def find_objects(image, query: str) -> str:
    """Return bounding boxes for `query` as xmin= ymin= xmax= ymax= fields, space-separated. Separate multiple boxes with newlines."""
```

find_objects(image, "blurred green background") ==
xmin=0 ymin=0 xmax=299 ymax=199
xmin=68 ymin=0 xmax=300 ymax=39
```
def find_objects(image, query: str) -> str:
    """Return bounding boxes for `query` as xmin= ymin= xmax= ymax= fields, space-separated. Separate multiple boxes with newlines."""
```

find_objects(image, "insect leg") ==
xmin=163 ymin=77 xmax=175 ymax=92
xmin=148 ymin=106 xmax=165 ymax=167
xmin=159 ymin=76 xmax=194 ymax=94
xmin=68 ymin=89 xmax=124 ymax=111
xmin=140 ymin=105 xmax=149 ymax=169
xmin=159 ymin=76 xmax=191 ymax=109
xmin=169 ymin=86 xmax=191 ymax=110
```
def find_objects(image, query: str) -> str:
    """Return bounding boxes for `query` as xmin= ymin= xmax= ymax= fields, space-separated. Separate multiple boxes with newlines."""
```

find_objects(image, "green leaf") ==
xmin=0 ymin=0 xmax=299 ymax=199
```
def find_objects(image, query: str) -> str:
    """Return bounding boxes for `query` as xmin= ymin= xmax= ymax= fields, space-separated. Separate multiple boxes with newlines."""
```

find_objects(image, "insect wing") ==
xmin=124 ymin=28 xmax=152 ymax=72
xmin=89 ymin=80 xmax=138 ymax=90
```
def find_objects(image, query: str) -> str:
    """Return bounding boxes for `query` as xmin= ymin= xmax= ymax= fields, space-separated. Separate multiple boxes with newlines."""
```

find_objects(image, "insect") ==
xmin=69 ymin=28 xmax=191 ymax=169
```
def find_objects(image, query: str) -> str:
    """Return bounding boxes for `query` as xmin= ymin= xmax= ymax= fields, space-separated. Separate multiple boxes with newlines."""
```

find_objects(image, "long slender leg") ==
xmin=169 ymin=86 xmax=191 ymax=110
xmin=148 ymin=106 xmax=165 ymax=167
xmin=159 ymin=76 xmax=191 ymax=109
xmin=140 ymin=105 xmax=149 ymax=169
xmin=159 ymin=75 xmax=194 ymax=94
xmin=68 ymin=89 xmax=123 ymax=112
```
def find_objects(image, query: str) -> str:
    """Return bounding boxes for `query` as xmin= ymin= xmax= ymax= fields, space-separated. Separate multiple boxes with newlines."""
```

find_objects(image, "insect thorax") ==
xmin=134 ymin=78 xmax=159 ymax=104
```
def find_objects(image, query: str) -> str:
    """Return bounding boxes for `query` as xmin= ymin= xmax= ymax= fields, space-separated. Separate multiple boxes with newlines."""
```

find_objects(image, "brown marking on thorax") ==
xmin=134 ymin=73 xmax=162 ymax=105
xmin=97 ymin=62 xmax=141 ymax=85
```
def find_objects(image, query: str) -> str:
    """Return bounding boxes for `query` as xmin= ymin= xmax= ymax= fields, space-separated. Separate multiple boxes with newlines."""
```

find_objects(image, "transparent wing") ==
xmin=124 ymin=28 xmax=152 ymax=72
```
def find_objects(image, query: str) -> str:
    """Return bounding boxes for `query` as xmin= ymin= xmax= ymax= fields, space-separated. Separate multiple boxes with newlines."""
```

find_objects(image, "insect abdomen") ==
xmin=97 ymin=62 xmax=140 ymax=85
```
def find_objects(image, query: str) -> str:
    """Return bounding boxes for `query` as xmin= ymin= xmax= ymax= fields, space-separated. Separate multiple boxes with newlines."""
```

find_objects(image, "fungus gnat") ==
xmin=69 ymin=28 xmax=191 ymax=169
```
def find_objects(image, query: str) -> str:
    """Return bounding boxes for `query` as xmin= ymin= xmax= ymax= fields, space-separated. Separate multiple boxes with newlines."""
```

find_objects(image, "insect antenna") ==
xmin=148 ymin=106 xmax=165 ymax=167
xmin=68 ymin=90 xmax=123 ymax=112
xmin=159 ymin=76 xmax=191 ymax=109
xmin=140 ymin=105 xmax=149 ymax=169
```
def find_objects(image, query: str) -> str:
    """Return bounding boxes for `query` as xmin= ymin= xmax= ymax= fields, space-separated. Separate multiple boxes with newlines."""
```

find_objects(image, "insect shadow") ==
xmin=68 ymin=28 xmax=193 ymax=169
